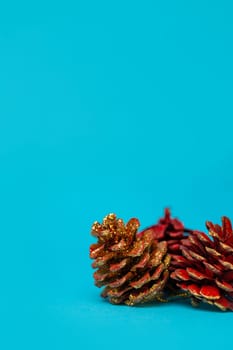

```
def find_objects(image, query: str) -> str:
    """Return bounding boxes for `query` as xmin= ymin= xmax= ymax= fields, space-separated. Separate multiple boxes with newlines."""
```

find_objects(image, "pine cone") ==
xmin=171 ymin=216 xmax=233 ymax=311
xmin=90 ymin=213 xmax=170 ymax=305
xmin=139 ymin=208 xmax=185 ymax=270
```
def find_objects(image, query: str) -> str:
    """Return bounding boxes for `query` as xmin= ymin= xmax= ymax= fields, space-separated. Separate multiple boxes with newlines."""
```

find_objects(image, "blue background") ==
xmin=1 ymin=1 xmax=233 ymax=349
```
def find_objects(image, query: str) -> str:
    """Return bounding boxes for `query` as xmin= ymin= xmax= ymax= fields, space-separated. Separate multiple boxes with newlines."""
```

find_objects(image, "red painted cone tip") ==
xmin=188 ymin=284 xmax=201 ymax=297
xmin=174 ymin=269 xmax=190 ymax=281
xmin=200 ymin=285 xmax=220 ymax=300
xmin=186 ymin=268 xmax=207 ymax=280
xmin=222 ymin=216 xmax=232 ymax=235
xmin=214 ymin=297 xmax=231 ymax=311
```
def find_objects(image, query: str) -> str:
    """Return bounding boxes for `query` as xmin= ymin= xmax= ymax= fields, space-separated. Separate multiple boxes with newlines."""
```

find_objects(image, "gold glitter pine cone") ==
xmin=90 ymin=213 xmax=171 ymax=305
xmin=171 ymin=216 xmax=233 ymax=311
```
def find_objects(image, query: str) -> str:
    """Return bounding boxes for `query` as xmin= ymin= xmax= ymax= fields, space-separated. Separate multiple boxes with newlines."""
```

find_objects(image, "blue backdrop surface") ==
xmin=1 ymin=1 xmax=233 ymax=349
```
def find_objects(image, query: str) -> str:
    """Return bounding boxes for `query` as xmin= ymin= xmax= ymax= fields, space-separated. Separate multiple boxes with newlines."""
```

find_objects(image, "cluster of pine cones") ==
xmin=90 ymin=209 xmax=233 ymax=311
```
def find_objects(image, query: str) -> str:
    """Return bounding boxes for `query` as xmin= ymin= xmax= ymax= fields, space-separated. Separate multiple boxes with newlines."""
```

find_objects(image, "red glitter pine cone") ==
xmin=90 ymin=213 xmax=171 ymax=305
xmin=171 ymin=216 xmax=233 ymax=311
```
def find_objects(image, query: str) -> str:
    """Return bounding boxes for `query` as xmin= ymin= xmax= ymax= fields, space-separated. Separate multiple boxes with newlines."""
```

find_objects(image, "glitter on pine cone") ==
xmin=139 ymin=208 xmax=185 ymax=270
xmin=171 ymin=216 xmax=233 ymax=311
xmin=90 ymin=213 xmax=170 ymax=305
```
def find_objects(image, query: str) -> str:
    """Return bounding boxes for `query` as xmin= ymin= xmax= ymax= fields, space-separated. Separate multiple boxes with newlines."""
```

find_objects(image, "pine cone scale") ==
xmin=186 ymin=249 xmax=206 ymax=262
xmin=150 ymin=263 xmax=164 ymax=280
xmin=203 ymin=261 xmax=222 ymax=275
xmin=216 ymin=279 xmax=233 ymax=292
xmin=200 ymin=285 xmax=220 ymax=300
xmin=219 ymin=259 xmax=233 ymax=270
xmin=130 ymin=271 xmax=151 ymax=289
xmin=127 ymin=238 xmax=150 ymax=257
xmin=126 ymin=270 xmax=169 ymax=306
xmin=219 ymin=242 xmax=233 ymax=254
xmin=108 ymin=271 xmax=134 ymax=288
xmin=215 ymin=296 xmax=232 ymax=311
xmin=92 ymin=252 xmax=115 ymax=268
xmin=131 ymin=251 xmax=150 ymax=270
xmin=90 ymin=243 xmax=105 ymax=258
xmin=205 ymin=246 xmax=221 ymax=257
xmin=109 ymin=258 xmax=129 ymax=272
xmin=188 ymin=284 xmax=200 ymax=297
xmin=186 ymin=267 xmax=209 ymax=280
